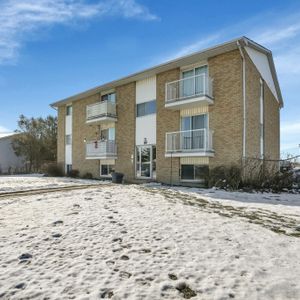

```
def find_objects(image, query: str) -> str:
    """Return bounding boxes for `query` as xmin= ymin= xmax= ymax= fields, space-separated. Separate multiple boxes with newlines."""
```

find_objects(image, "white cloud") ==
xmin=166 ymin=34 xmax=221 ymax=60
xmin=0 ymin=125 xmax=11 ymax=133
xmin=0 ymin=0 xmax=157 ymax=64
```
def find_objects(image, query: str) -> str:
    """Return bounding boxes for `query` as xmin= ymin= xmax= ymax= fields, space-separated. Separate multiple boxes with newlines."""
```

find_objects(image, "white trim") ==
xmin=86 ymin=116 xmax=117 ymax=124
xmin=165 ymin=152 xmax=214 ymax=158
xmin=165 ymin=96 xmax=213 ymax=109
xmin=86 ymin=156 xmax=117 ymax=160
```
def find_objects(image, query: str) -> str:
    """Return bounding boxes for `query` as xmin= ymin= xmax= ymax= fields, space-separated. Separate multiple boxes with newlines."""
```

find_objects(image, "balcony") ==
xmin=165 ymin=74 xmax=213 ymax=109
xmin=165 ymin=128 xmax=214 ymax=157
xmin=86 ymin=140 xmax=117 ymax=159
xmin=86 ymin=101 xmax=117 ymax=123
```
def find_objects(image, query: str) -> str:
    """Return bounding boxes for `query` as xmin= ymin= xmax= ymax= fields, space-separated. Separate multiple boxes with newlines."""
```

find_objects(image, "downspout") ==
xmin=237 ymin=41 xmax=246 ymax=159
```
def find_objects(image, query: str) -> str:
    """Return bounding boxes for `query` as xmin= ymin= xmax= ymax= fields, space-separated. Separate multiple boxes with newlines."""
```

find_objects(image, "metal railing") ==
xmin=86 ymin=140 xmax=117 ymax=158
xmin=165 ymin=74 xmax=213 ymax=103
xmin=166 ymin=128 xmax=213 ymax=153
xmin=86 ymin=101 xmax=117 ymax=121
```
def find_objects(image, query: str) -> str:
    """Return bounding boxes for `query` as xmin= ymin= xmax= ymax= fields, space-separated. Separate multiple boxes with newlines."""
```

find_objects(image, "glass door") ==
xmin=136 ymin=145 xmax=156 ymax=179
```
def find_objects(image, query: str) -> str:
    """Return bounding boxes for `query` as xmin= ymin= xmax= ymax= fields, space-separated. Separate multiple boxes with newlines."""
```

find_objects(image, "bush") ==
xmin=46 ymin=163 xmax=64 ymax=177
xmin=82 ymin=172 xmax=93 ymax=179
xmin=208 ymin=165 xmax=242 ymax=190
xmin=68 ymin=169 xmax=79 ymax=178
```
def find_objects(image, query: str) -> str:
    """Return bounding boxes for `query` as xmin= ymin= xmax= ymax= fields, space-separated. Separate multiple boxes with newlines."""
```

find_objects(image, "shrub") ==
xmin=82 ymin=172 xmax=93 ymax=179
xmin=45 ymin=163 xmax=64 ymax=177
xmin=208 ymin=165 xmax=242 ymax=190
xmin=68 ymin=169 xmax=79 ymax=178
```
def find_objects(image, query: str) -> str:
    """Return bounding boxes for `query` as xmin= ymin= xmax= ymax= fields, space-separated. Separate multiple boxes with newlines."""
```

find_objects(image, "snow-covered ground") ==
xmin=0 ymin=178 xmax=299 ymax=299
xmin=0 ymin=175 xmax=106 ymax=193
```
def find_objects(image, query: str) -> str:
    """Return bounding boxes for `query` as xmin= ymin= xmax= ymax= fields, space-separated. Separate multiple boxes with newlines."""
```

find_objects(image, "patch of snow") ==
xmin=0 ymin=179 xmax=299 ymax=299
xmin=0 ymin=176 xmax=108 ymax=193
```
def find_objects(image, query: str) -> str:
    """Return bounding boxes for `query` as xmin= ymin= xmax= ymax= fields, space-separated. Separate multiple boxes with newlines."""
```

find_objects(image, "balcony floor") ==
xmin=165 ymin=95 xmax=213 ymax=110
xmin=86 ymin=115 xmax=117 ymax=124
xmin=165 ymin=150 xmax=214 ymax=158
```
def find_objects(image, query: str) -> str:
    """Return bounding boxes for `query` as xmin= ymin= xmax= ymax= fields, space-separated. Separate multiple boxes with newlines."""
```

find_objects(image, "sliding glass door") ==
xmin=181 ymin=65 xmax=208 ymax=98
xmin=181 ymin=114 xmax=208 ymax=150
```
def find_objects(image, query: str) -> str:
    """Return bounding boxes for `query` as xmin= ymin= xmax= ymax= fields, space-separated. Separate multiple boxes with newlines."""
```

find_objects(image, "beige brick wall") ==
xmin=156 ymin=68 xmax=181 ymax=184
xmin=72 ymin=94 xmax=103 ymax=178
xmin=264 ymin=83 xmax=280 ymax=160
xmin=245 ymin=52 xmax=261 ymax=158
xmin=57 ymin=106 xmax=65 ymax=167
xmin=208 ymin=49 xmax=243 ymax=168
xmin=115 ymin=82 xmax=136 ymax=182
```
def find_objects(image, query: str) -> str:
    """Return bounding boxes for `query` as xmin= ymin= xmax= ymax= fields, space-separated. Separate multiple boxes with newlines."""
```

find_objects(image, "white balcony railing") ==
xmin=166 ymin=74 xmax=213 ymax=103
xmin=166 ymin=129 xmax=213 ymax=153
xmin=86 ymin=140 xmax=117 ymax=158
xmin=86 ymin=101 xmax=117 ymax=121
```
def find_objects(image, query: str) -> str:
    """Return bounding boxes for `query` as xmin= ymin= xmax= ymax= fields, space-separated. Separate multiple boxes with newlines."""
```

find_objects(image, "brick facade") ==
xmin=156 ymin=68 xmax=181 ymax=184
xmin=208 ymin=50 xmax=243 ymax=168
xmin=115 ymin=82 xmax=136 ymax=182
xmin=55 ymin=47 xmax=281 ymax=184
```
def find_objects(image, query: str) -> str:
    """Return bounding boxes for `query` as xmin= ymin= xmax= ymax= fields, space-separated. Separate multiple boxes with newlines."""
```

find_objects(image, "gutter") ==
xmin=237 ymin=41 xmax=246 ymax=158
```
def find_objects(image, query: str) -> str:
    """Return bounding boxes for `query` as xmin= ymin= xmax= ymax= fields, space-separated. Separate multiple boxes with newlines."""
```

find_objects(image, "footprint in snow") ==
xmin=52 ymin=220 xmax=63 ymax=226
xmin=120 ymin=255 xmax=129 ymax=260
xmin=119 ymin=271 xmax=132 ymax=279
xmin=18 ymin=253 xmax=32 ymax=261
xmin=112 ymin=238 xmax=122 ymax=243
xmin=52 ymin=233 xmax=62 ymax=238
xmin=100 ymin=289 xmax=114 ymax=299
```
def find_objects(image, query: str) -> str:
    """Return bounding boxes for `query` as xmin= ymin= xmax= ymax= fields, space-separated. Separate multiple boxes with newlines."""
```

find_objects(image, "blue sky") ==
xmin=0 ymin=0 xmax=299 ymax=156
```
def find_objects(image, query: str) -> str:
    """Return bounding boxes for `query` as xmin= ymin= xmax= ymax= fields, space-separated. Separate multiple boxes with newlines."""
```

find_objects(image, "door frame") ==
xmin=135 ymin=144 xmax=156 ymax=179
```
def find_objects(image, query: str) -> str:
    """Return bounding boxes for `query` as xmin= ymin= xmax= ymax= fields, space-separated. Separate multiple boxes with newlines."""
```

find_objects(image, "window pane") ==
xmin=66 ymin=106 xmax=72 ymax=116
xmin=192 ymin=115 xmax=207 ymax=129
xmin=101 ymin=94 xmax=108 ymax=101
xmin=108 ymin=165 xmax=115 ymax=174
xmin=108 ymin=128 xmax=115 ymax=140
xmin=137 ymin=103 xmax=145 ymax=117
xmin=181 ymin=116 xmax=191 ymax=131
xmin=146 ymin=100 xmax=156 ymax=114
xmin=195 ymin=66 xmax=207 ymax=75
xmin=181 ymin=165 xmax=194 ymax=180
xmin=108 ymin=93 xmax=116 ymax=103
xmin=101 ymin=129 xmax=108 ymax=140
xmin=137 ymin=100 xmax=156 ymax=117
xmin=194 ymin=165 xmax=209 ymax=181
xmin=101 ymin=165 xmax=108 ymax=175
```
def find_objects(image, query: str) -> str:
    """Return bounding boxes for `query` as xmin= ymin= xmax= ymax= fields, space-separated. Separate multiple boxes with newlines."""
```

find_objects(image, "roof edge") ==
xmin=50 ymin=36 xmax=283 ymax=108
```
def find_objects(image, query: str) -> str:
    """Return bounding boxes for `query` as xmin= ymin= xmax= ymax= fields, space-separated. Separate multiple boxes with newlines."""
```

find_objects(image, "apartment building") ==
xmin=51 ymin=37 xmax=283 ymax=185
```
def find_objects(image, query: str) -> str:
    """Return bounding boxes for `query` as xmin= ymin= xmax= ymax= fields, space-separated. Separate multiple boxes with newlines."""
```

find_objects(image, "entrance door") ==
xmin=136 ymin=145 xmax=156 ymax=179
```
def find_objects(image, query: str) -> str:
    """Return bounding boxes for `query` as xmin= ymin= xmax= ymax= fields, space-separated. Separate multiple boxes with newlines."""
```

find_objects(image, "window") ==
xmin=66 ymin=106 xmax=72 ymax=116
xmin=181 ymin=165 xmax=209 ymax=181
xmin=100 ymin=128 xmax=115 ymax=141
xmin=181 ymin=114 xmax=208 ymax=150
xmin=181 ymin=65 xmax=208 ymax=97
xmin=101 ymin=164 xmax=115 ymax=176
xmin=101 ymin=92 xmax=116 ymax=103
xmin=66 ymin=135 xmax=72 ymax=145
xmin=136 ymin=100 xmax=156 ymax=117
